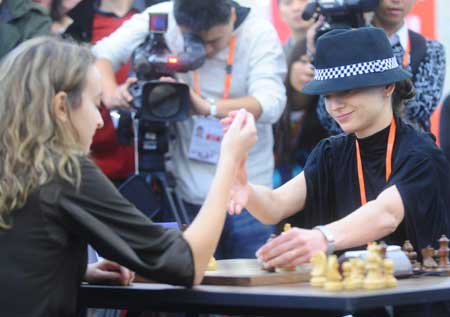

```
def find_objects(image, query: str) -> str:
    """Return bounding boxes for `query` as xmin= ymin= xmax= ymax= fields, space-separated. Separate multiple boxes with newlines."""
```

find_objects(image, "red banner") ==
xmin=407 ymin=0 xmax=436 ymax=39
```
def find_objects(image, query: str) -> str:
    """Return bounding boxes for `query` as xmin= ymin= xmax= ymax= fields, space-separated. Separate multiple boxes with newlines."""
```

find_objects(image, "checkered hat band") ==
xmin=314 ymin=57 xmax=399 ymax=81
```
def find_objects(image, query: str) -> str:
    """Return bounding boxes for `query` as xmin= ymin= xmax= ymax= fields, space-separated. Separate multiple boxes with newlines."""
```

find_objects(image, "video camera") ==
xmin=302 ymin=0 xmax=380 ymax=34
xmin=121 ymin=12 xmax=206 ymax=172
xmin=118 ymin=12 xmax=205 ymax=225
xmin=129 ymin=12 xmax=206 ymax=123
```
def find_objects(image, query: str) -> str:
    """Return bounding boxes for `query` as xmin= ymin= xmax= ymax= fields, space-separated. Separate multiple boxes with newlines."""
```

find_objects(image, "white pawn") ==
xmin=364 ymin=243 xmax=386 ymax=290
xmin=310 ymin=251 xmax=327 ymax=287
xmin=324 ymin=255 xmax=343 ymax=291
xmin=347 ymin=258 xmax=364 ymax=290
xmin=342 ymin=261 xmax=353 ymax=290
xmin=384 ymin=259 xmax=397 ymax=288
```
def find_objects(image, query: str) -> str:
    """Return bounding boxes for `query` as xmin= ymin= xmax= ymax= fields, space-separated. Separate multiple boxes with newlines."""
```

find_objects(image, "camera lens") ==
xmin=146 ymin=84 xmax=181 ymax=119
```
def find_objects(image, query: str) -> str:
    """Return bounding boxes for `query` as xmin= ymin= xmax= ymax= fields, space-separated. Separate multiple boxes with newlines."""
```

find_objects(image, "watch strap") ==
xmin=313 ymin=225 xmax=335 ymax=255
xmin=208 ymin=98 xmax=217 ymax=117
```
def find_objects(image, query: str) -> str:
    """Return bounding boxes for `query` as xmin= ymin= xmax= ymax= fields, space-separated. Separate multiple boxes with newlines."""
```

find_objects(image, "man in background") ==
xmin=277 ymin=0 xmax=313 ymax=55
xmin=93 ymin=0 xmax=287 ymax=259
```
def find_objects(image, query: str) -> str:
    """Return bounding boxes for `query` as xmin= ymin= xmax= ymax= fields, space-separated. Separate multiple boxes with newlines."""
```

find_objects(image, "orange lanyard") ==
xmin=355 ymin=118 xmax=397 ymax=205
xmin=193 ymin=36 xmax=236 ymax=99
xmin=402 ymin=34 xmax=411 ymax=66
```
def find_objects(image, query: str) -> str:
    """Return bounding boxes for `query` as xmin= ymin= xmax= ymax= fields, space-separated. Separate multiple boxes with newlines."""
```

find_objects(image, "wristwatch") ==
xmin=208 ymin=98 xmax=217 ymax=117
xmin=313 ymin=225 xmax=335 ymax=255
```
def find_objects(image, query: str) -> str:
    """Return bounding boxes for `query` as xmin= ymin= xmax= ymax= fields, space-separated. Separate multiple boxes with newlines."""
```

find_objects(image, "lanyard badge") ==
xmin=188 ymin=36 xmax=236 ymax=165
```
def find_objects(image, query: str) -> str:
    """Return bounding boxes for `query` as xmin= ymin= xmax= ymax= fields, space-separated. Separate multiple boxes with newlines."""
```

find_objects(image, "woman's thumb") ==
xmin=228 ymin=108 xmax=247 ymax=132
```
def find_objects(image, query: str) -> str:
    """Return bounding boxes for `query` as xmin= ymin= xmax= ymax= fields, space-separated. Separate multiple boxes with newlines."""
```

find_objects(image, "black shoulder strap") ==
xmin=408 ymin=29 xmax=427 ymax=79
xmin=65 ymin=0 xmax=95 ymax=42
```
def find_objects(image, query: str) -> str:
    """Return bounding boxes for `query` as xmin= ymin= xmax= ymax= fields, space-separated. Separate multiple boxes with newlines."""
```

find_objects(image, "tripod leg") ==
xmin=172 ymin=191 xmax=190 ymax=225
xmin=158 ymin=177 xmax=184 ymax=228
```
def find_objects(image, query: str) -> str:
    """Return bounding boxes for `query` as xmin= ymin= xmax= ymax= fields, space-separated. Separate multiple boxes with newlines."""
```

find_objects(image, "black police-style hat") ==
xmin=302 ymin=27 xmax=411 ymax=95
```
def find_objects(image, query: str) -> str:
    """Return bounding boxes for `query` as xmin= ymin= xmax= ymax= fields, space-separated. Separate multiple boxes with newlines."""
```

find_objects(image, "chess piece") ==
xmin=283 ymin=223 xmax=291 ymax=232
xmin=364 ymin=243 xmax=386 ymax=290
xmin=379 ymin=241 xmax=387 ymax=259
xmin=402 ymin=240 xmax=414 ymax=254
xmin=310 ymin=251 xmax=327 ymax=287
xmin=342 ymin=261 xmax=353 ymax=290
xmin=207 ymin=256 xmax=218 ymax=271
xmin=402 ymin=240 xmax=421 ymax=271
xmin=433 ymin=248 xmax=441 ymax=266
xmin=422 ymin=246 xmax=438 ymax=271
xmin=278 ymin=223 xmax=296 ymax=272
xmin=324 ymin=255 xmax=343 ymax=291
xmin=384 ymin=259 xmax=398 ymax=288
xmin=347 ymin=258 xmax=365 ymax=290
xmin=438 ymin=235 xmax=450 ymax=269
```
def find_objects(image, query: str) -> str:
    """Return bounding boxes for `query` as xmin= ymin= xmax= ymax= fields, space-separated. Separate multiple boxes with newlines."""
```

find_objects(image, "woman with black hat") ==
xmin=224 ymin=27 xmax=450 ymax=269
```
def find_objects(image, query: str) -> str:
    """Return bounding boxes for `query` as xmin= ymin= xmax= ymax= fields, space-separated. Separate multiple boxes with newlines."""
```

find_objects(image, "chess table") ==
xmin=79 ymin=275 xmax=450 ymax=316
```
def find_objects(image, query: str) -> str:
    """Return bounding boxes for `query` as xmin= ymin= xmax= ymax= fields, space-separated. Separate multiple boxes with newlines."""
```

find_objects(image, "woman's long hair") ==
xmin=392 ymin=79 xmax=415 ymax=118
xmin=0 ymin=37 xmax=95 ymax=229
xmin=274 ymin=39 xmax=328 ymax=166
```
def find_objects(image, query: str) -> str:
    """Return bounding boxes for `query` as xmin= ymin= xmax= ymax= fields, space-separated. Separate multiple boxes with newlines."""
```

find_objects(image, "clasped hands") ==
xmin=221 ymin=109 xmax=328 ymax=269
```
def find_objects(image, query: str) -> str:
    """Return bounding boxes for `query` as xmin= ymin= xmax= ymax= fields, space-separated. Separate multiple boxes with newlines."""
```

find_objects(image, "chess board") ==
xmin=202 ymin=259 xmax=311 ymax=286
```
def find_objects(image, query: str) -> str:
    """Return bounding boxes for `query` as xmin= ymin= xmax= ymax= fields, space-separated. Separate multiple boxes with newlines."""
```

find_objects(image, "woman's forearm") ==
xmin=246 ymin=184 xmax=284 ymax=224
xmin=247 ymin=173 xmax=308 ymax=225
xmin=183 ymin=156 xmax=236 ymax=285
xmin=326 ymin=186 xmax=404 ymax=250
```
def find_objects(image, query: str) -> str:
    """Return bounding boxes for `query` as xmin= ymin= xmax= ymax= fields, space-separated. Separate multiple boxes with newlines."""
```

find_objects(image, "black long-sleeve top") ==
xmin=0 ymin=157 xmax=194 ymax=317
xmin=299 ymin=119 xmax=450 ymax=253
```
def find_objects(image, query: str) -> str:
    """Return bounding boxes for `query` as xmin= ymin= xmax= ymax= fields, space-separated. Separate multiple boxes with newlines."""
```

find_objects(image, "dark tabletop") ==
xmin=79 ymin=276 xmax=450 ymax=315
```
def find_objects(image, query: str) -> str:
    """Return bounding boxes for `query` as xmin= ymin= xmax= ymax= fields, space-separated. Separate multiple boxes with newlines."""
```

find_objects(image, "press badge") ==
xmin=188 ymin=116 xmax=223 ymax=164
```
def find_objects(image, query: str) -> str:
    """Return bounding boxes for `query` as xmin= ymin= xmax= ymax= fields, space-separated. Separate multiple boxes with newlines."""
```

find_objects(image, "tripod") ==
xmin=118 ymin=117 xmax=190 ymax=228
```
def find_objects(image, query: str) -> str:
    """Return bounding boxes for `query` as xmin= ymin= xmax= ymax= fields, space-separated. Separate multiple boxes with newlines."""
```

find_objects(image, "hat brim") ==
xmin=302 ymin=68 xmax=412 ymax=95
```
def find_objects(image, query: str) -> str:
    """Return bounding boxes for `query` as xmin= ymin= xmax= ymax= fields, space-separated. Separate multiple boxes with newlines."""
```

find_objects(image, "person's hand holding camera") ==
xmin=102 ymin=77 xmax=137 ymax=109
xmin=306 ymin=15 xmax=325 ymax=60
xmin=158 ymin=76 xmax=210 ymax=116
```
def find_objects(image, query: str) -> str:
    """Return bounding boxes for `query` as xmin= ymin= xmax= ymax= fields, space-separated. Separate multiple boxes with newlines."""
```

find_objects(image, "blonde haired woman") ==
xmin=0 ymin=37 xmax=257 ymax=317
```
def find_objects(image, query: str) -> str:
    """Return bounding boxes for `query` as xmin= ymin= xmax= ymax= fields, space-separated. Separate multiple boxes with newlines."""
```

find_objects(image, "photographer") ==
xmin=93 ymin=0 xmax=287 ymax=259
xmin=314 ymin=0 xmax=446 ymax=135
